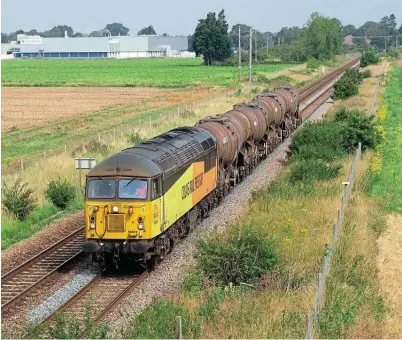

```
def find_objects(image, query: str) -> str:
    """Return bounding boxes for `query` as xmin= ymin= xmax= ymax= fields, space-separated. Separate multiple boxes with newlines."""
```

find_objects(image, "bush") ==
xmin=195 ymin=225 xmax=277 ymax=286
xmin=306 ymin=57 xmax=319 ymax=69
xmin=387 ymin=47 xmax=400 ymax=59
xmin=360 ymin=49 xmax=379 ymax=67
xmin=334 ymin=108 xmax=380 ymax=152
xmin=124 ymin=300 xmax=191 ymax=339
xmin=289 ymin=121 xmax=345 ymax=162
xmin=360 ymin=69 xmax=372 ymax=78
xmin=128 ymin=131 xmax=144 ymax=145
xmin=1 ymin=178 xmax=37 ymax=220
xmin=289 ymin=159 xmax=341 ymax=182
xmin=333 ymin=75 xmax=359 ymax=99
xmin=45 ymin=178 xmax=76 ymax=209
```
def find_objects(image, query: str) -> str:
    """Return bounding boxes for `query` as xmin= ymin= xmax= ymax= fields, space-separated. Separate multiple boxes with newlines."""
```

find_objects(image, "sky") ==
xmin=1 ymin=0 xmax=401 ymax=35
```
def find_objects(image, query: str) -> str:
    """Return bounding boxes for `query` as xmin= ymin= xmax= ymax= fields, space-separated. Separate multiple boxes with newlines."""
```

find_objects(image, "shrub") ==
xmin=124 ymin=300 xmax=191 ymax=339
xmin=360 ymin=49 xmax=379 ymax=67
xmin=45 ymin=178 xmax=76 ymax=209
xmin=306 ymin=57 xmax=319 ymax=69
xmin=195 ymin=225 xmax=277 ymax=286
xmin=360 ymin=69 xmax=372 ymax=78
xmin=342 ymin=68 xmax=364 ymax=85
xmin=128 ymin=131 xmax=144 ymax=145
xmin=333 ymin=76 xmax=359 ymax=99
xmin=1 ymin=178 xmax=37 ymax=220
xmin=333 ymin=108 xmax=380 ymax=152
xmin=289 ymin=159 xmax=341 ymax=182
xmin=387 ymin=47 xmax=400 ymax=59
xmin=289 ymin=121 xmax=345 ymax=162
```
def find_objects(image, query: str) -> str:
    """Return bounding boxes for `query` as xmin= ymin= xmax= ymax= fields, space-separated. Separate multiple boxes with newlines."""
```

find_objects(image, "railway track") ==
xmin=1 ymin=227 xmax=85 ymax=311
xmin=41 ymin=270 xmax=148 ymax=328
xmin=5 ymin=57 xmax=360 ymax=339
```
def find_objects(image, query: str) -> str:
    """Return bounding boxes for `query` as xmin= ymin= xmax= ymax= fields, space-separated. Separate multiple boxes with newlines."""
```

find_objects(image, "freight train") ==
xmin=83 ymin=85 xmax=301 ymax=268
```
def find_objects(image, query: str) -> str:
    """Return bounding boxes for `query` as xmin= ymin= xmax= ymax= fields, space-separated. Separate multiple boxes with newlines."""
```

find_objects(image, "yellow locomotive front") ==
xmin=83 ymin=127 xmax=218 ymax=269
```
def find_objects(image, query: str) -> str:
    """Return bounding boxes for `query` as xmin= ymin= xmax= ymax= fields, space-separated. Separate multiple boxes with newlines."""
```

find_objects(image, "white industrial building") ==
xmin=2 ymin=33 xmax=195 ymax=59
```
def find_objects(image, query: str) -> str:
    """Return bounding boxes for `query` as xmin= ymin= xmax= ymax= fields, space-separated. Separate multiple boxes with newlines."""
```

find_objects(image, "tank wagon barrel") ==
xmin=83 ymin=83 xmax=302 ymax=269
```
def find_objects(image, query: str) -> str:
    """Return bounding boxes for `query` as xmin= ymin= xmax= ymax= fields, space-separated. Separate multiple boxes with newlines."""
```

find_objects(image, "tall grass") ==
xmin=369 ymin=66 xmax=402 ymax=212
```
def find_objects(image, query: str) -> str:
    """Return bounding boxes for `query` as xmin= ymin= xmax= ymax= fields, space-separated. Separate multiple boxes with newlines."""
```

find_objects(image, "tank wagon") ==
xmin=83 ymin=85 xmax=301 ymax=268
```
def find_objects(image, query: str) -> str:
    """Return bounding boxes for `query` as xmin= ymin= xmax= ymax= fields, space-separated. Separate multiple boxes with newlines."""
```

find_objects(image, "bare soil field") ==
xmin=1 ymin=87 xmax=174 ymax=132
xmin=1 ymin=86 xmax=227 ymax=133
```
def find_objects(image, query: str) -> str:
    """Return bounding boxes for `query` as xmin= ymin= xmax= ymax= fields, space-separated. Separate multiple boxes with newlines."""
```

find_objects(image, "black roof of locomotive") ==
xmin=87 ymin=127 xmax=215 ymax=178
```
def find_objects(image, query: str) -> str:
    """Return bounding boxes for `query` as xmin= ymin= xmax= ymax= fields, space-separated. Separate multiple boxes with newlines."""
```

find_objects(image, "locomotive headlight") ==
xmin=89 ymin=215 xmax=95 ymax=223
xmin=128 ymin=206 xmax=133 ymax=215
xmin=138 ymin=223 xmax=144 ymax=230
xmin=90 ymin=223 xmax=95 ymax=229
xmin=112 ymin=205 xmax=119 ymax=212
xmin=139 ymin=230 xmax=143 ymax=238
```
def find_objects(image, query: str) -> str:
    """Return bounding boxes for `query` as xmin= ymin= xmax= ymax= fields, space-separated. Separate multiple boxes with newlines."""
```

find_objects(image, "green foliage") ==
xmin=289 ymin=121 xmax=345 ymax=162
xmin=360 ymin=69 xmax=372 ymax=78
xmin=195 ymin=225 xmax=277 ymax=286
xmin=45 ymin=178 xmax=76 ymax=209
xmin=1 ymin=203 xmax=59 ymax=249
xmin=370 ymin=67 xmax=402 ymax=212
xmin=193 ymin=10 xmax=233 ymax=65
xmin=333 ymin=69 xmax=363 ymax=99
xmin=27 ymin=308 xmax=109 ymax=339
xmin=306 ymin=57 xmax=319 ymax=69
xmin=2 ymin=178 xmax=37 ymax=220
xmin=360 ymin=49 xmax=379 ymax=67
xmin=105 ymin=22 xmax=129 ymax=36
xmin=128 ymin=132 xmax=145 ymax=145
xmin=387 ymin=47 xmax=400 ymax=59
xmin=289 ymin=159 xmax=341 ymax=182
xmin=124 ymin=300 xmax=190 ymax=339
xmin=137 ymin=25 xmax=156 ymax=35
xmin=333 ymin=108 xmax=380 ymax=152
xmin=182 ymin=268 xmax=204 ymax=293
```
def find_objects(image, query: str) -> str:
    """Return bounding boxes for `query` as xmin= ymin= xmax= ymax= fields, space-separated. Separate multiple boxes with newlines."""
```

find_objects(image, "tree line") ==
xmin=1 ymin=23 xmax=162 ymax=43
xmin=191 ymin=11 xmax=401 ymax=64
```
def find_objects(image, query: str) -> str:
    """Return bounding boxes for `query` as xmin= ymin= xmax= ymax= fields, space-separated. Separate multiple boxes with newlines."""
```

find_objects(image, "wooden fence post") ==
xmin=175 ymin=316 xmax=182 ymax=339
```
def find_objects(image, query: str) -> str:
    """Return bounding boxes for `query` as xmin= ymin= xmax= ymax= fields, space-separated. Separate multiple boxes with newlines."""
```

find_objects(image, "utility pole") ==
xmin=385 ymin=38 xmax=387 ymax=53
xmin=238 ymin=25 xmax=241 ymax=84
xmin=249 ymin=28 xmax=252 ymax=85
xmin=266 ymin=35 xmax=269 ymax=53
xmin=254 ymin=31 xmax=257 ymax=62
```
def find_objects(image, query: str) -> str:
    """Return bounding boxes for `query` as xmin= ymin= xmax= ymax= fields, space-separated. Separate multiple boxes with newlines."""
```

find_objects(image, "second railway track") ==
xmin=1 ymin=227 xmax=85 ymax=311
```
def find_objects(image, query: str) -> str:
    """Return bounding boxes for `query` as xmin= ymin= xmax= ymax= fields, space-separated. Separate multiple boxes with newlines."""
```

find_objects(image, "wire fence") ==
xmin=3 ymin=89 xmax=235 ymax=177
xmin=306 ymin=141 xmax=362 ymax=339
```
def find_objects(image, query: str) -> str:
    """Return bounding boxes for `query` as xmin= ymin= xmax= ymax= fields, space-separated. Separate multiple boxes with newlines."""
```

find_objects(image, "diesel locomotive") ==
xmin=83 ymin=85 xmax=301 ymax=268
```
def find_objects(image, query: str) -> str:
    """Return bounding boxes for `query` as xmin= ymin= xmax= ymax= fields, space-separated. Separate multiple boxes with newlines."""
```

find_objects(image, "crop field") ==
xmin=1 ymin=58 xmax=294 ymax=88
xmin=1 ymin=87 xmax=177 ymax=132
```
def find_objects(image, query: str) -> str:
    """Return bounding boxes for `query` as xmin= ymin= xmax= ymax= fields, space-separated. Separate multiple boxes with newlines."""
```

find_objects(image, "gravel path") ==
xmin=2 ymin=211 xmax=84 ymax=274
xmin=103 ymin=100 xmax=333 ymax=337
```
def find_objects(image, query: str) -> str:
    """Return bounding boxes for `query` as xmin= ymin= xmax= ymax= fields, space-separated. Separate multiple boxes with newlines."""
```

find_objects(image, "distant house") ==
xmin=343 ymin=35 xmax=355 ymax=46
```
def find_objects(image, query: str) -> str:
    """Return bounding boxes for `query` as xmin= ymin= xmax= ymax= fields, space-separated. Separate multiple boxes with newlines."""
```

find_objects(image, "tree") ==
xmin=1 ymin=33 xmax=8 ymax=43
xmin=42 ymin=25 xmax=74 ymax=37
xmin=303 ymin=12 xmax=343 ymax=60
xmin=187 ymin=34 xmax=194 ymax=52
xmin=27 ymin=29 xmax=39 ymax=35
xmin=89 ymin=29 xmax=110 ymax=37
xmin=162 ymin=33 xmax=168 ymax=36
xmin=137 ymin=25 xmax=156 ymax=35
xmin=399 ymin=24 xmax=402 ymax=34
xmin=193 ymin=9 xmax=233 ymax=65
xmin=73 ymin=32 xmax=83 ymax=37
xmin=105 ymin=22 xmax=129 ymax=36
xmin=380 ymin=14 xmax=397 ymax=33
xmin=277 ymin=26 xmax=302 ymax=45
xmin=342 ymin=24 xmax=357 ymax=37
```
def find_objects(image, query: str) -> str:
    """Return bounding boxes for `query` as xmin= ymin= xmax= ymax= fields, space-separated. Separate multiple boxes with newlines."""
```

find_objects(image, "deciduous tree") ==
xmin=193 ymin=9 xmax=232 ymax=65
xmin=105 ymin=22 xmax=129 ymax=36
xmin=137 ymin=25 xmax=156 ymax=35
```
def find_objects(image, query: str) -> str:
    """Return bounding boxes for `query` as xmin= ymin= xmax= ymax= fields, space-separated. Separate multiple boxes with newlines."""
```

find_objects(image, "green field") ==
xmin=1 ymin=58 xmax=294 ymax=88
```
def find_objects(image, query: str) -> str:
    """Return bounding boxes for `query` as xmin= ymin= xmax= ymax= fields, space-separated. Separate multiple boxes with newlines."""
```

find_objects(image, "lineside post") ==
xmin=249 ymin=28 xmax=252 ymax=85
xmin=175 ymin=316 xmax=182 ymax=339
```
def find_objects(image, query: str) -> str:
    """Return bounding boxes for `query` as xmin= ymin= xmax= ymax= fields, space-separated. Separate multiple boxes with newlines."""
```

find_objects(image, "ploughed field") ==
xmin=1 ymin=58 xmax=293 ymax=88
xmin=1 ymin=87 xmax=175 ymax=132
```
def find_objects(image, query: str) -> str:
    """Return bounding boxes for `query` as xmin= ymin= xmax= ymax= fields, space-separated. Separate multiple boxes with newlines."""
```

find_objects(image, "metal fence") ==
xmin=306 ymin=141 xmax=362 ymax=339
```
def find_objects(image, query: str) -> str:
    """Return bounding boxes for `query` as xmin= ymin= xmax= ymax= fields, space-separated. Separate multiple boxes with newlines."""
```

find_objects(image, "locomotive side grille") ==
xmin=108 ymin=214 xmax=125 ymax=232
